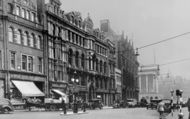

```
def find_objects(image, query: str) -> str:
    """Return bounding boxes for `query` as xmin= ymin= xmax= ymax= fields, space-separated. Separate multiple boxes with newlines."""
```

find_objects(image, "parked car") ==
xmin=126 ymin=99 xmax=137 ymax=107
xmin=88 ymin=99 xmax=103 ymax=109
xmin=147 ymin=99 xmax=162 ymax=110
xmin=0 ymin=98 xmax=14 ymax=114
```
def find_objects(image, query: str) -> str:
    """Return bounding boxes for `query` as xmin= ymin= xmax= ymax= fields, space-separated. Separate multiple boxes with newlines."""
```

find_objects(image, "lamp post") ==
xmin=71 ymin=71 xmax=79 ymax=113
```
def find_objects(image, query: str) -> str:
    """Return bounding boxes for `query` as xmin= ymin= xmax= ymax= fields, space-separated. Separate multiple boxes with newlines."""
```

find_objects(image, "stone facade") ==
xmin=0 ymin=0 xmax=46 ymax=101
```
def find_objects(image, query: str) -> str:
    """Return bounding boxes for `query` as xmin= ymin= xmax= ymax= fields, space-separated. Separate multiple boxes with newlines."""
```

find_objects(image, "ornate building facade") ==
xmin=0 ymin=0 xmax=46 ymax=102
xmin=44 ymin=0 xmax=116 ymax=105
xmin=0 ymin=0 xmax=116 ymax=106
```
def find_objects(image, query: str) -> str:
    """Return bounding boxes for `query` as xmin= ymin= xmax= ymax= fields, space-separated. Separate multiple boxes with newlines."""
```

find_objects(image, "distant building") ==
xmin=138 ymin=65 xmax=161 ymax=101
xmin=115 ymin=68 xmax=122 ymax=101
xmin=100 ymin=19 xmax=139 ymax=100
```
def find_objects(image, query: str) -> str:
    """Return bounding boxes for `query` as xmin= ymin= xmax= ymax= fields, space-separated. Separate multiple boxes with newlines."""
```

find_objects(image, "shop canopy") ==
xmin=51 ymin=89 xmax=67 ymax=97
xmin=12 ymin=80 xmax=45 ymax=97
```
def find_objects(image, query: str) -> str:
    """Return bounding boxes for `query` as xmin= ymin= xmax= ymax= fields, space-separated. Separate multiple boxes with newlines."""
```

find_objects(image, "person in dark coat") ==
xmin=61 ymin=99 xmax=67 ymax=114
xmin=187 ymin=98 xmax=190 ymax=119
xmin=82 ymin=100 xmax=86 ymax=112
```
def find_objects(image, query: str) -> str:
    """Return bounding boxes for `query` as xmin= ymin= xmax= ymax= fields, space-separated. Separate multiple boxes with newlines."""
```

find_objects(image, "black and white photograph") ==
xmin=1 ymin=0 xmax=190 ymax=119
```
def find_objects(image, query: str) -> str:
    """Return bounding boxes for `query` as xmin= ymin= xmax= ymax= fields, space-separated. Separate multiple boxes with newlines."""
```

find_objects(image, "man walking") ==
xmin=61 ymin=99 xmax=67 ymax=114
xmin=187 ymin=98 xmax=190 ymax=119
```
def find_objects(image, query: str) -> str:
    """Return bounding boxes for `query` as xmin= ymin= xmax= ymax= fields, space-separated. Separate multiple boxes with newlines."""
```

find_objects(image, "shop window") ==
xmin=21 ymin=55 xmax=27 ymax=71
xmin=10 ymin=51 xmax=16 ymax=69
xmin=28 ymin=56 xmax=33 ymax=72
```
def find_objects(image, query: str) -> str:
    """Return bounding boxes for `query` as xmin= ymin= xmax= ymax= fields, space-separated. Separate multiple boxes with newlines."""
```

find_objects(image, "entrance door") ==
xmin=0 ymin=79 xmax=4 ymax=98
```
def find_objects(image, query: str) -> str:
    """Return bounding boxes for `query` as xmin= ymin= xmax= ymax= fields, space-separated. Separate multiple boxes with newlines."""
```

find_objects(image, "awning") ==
xmin=51 ymin=89 xmax=67 ymax=97
xmin=12 ymin=80 xmax=45 ymax=97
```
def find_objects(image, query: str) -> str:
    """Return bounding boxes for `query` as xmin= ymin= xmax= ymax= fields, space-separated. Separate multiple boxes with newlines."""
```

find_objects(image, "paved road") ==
xmin=0 ymin=108 xmax=161 ymax=119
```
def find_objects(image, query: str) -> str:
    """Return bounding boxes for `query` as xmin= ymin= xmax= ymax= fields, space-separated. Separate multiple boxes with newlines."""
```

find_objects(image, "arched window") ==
xmin=8 ymin=27 xmax=14 ymax=42
xmin=31 ymin=12 xmax=35 ymax=22
xmin=7 ymin=3 xmax=13 ymax=14
xmin=26 ymin=10 xmax=29 ymax=19
xmin=38 ymin=36 xmax=42 ymax=49
xmin=23 ymin=31 xmax=27 ymax=46
xmin=68 ymin=49 xmax=73 ymax=65
xmin=17 ymin=29 xmax=22 ymax=44
xmin=29 ymin=33 xmax=34 ymax=47
xmin=75 ymin=51 xmax=79 ymax=67
xmin=16 ymin=6 xmax=20 ymax=16
xmin=21 ymin=8 xmax=25 ymax=18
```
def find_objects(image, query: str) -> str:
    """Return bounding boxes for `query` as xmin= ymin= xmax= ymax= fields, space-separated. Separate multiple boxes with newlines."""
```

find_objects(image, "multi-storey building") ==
xmin=117 ymin=35 xmax=139 ymax=100
xmin=0 ymin=0 xmax=45 ymax=102
xmin=0 ymin=0 xmax=116 ymax=106
xmin=100 ymin=19 xmax=139 ymax=100
xmin=138 ymin=64 xmax=160 ymax=101
xmin=44 ymin=0 xmax=116 ymax=105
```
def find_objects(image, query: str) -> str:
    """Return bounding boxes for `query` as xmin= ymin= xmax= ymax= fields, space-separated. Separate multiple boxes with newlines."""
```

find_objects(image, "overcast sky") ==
xmin=61 ymin=0 xmax=190 ymax=79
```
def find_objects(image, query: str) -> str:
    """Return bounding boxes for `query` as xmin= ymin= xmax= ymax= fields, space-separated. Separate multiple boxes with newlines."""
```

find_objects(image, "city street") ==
xmin=0 ymin=108 xmax=161 ymax=119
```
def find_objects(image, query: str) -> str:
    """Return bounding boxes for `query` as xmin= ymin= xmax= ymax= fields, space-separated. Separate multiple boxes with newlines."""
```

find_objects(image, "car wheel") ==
xmin=3 ymin=108 xmax=10 ymax=114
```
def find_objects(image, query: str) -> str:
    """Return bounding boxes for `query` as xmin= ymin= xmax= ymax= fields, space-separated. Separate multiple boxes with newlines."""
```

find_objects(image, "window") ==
xmin=22 ymin=55 xmax=27 ymax=71
xmin=62 ymin=46 xmax=66 ymax=62
xmin=16 ymin=6 xmax=20 ymax=16
xmin=29 ymin=34 xmax=34 ymax=47
xmin=23 ymin=31 xmax=27 ymax=46
xmin=28 ymin=56 xmax=33 ymax=72
xmin=26 ymin=10 xmax=29 ymax=19
xmin=8 ymin=27 xmax=14 ymax=42
xmin=81 ymin=54 xmax=85 ymax=68
xmin=38 ymin=57 xmax=43 ymax=73
xmin=17 ymin=29 xmax=22 ymax=44
xmin=48 ymin=40 xmax=54 ymax=58
xmin=7 ymin=3 xmax=13 ymax=13
xmin=31 ymin=12 xmax=35 ymax=21
xmin=75 ymin=51 xmax=79 ymax=67
xmin=0 ymin=50 xmax=2 ymax=69
xmin=10 ymin=52 xmax=16 ymax=69
xmin=21 ymin=8 xmax=25 ymax=18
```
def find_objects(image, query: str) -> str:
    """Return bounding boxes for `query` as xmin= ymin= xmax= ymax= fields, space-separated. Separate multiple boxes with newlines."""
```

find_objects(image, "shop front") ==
xmin=49 ymin=81 xmax=68 ymax=103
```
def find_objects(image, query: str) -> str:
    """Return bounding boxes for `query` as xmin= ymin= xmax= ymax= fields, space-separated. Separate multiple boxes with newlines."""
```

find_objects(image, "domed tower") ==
xmin=84 ymin=13 xmax=94 ymax=33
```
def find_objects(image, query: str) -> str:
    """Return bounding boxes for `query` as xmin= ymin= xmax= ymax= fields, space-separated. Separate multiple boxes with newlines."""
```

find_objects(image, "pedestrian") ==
xmin=187 ymin=98 xmax=190 ymax=119
xmin=61 ymin=99 xmax=67 ymax=114
xmin=82 ymin=100 xmax=86 ymax=112
xmin=157 ymin=102 xmax=164 ymax=119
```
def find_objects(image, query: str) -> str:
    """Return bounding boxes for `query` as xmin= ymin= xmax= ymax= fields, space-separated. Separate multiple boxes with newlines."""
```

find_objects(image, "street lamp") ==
xmin=71 ymin=71 xmax=79 ymax=113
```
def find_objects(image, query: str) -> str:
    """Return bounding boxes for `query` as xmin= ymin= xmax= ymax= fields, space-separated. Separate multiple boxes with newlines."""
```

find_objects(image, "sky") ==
xmin=61 ymin=0 xmax=190 ymax=79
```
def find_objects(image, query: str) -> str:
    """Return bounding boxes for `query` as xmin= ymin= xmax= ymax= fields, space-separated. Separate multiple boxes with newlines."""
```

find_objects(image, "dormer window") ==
xmin=71 ymin=16 xmax=74 ymax=23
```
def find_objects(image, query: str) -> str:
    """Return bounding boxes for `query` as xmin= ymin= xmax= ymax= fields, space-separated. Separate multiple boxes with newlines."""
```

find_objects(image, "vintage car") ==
xmin=147 ymin=99 xmax=162 ymax=109
xmin=88 ymin=99 xmax=103 ymax=109
xmin=0 ymin=98 xmax=14 ymax=114
xmin=126 ymin=99 xmax=137 ymax=107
